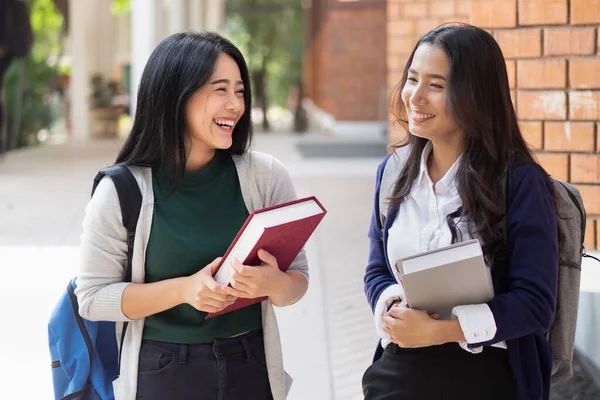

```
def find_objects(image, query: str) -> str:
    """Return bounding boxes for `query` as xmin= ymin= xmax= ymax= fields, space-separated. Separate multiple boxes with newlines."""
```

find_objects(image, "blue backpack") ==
xmin=48 ymin=165 xmax=142 ymax=400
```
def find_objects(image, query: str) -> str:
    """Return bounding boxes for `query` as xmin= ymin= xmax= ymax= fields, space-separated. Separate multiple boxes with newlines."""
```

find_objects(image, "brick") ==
xmin=388 ymin=20 xmax=415 ymax=36
xmin=535 ymin=153 xmax=569 ymax=181
xmin=388 ymin=72 xmax=404 ymax=88
xmin=471 ymin=0 xmax=517 ymax=28
xmin=520 ymin=121 xmax=543 ymax=150
xmin=417 ymin=18 xmax=442 ymax=36
xmin=429 ymin=1 xmax=456 ymax=17
xmin=570 ymin=59 xmax=600 ymax=89
xmin=544 ymin=28 xmax=596 ymax=56
xmin=403 ymin=3 xmax=428 ymax=18
xmin=571 ymin=0 xmax=600 ymax=24
xmin=570 ymin=91 xmax=600 ymax=120
xmin=388 ymin=36 xmax=417 ymax=56
xmin=449 ymin=15 xmax=471 ymax=24
xmin=518 ymin=0 xmax=568 ymax=25
xmin=545 ymin=122 xmax=596 ymax=152
xmin=494 ymin=29 xmax=542 ymax=58
xmin=597 ymin=122 xmax=600 ymax=152
xmin=571 ymin=154 xmax=600 ymax=183
xmin=577 ymin=185 xmax=600 ymax=215
xmin=506 ymin=60 xmax=516 ymax=89
xmin=518 ymin=91 xmax=567 ymax=120
xmin=517 ymin=59 xmax=566 ymax=89
xmin=389 ymin=3 xmax=403 ymax=18
xmin=457 ymin=0 xmax=472 ymax=16
xmin=584 ymin=219 xmax=596 ymax=250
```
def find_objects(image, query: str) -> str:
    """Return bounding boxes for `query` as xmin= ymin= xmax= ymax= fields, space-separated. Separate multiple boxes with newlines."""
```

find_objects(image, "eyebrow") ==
xmin=209 ymin=79 xmax=244 ymax=85
xmin=408 ymin=69 xmax=447 ymax=81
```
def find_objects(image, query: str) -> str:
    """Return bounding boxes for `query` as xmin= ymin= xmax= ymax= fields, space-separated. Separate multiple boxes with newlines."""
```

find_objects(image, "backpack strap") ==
xmin=92 ymin=164 xmax=142 ymax=370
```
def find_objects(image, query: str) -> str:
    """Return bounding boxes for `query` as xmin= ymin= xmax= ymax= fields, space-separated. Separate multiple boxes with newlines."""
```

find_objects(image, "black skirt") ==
xmin=362 ymin=342 xmax=518 ymax=400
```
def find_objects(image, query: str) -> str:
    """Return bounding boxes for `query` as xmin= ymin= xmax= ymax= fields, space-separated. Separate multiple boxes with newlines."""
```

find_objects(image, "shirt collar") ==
xmin=415 ymin=141 xmax=462 ymax=195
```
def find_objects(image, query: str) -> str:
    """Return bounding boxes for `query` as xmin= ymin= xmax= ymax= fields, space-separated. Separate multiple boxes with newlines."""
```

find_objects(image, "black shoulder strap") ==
xmin=92 ymin=164 xmax=142 ymax=282
xmin=92 ymin=164 xmax=142 ymax=372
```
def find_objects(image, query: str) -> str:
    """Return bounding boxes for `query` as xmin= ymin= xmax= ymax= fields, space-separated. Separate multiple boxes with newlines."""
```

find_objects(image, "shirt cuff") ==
xmin=452 ymin=303 xmax=497 ymax=351
xmin=374 ymin=284 xmax=405 ymax=346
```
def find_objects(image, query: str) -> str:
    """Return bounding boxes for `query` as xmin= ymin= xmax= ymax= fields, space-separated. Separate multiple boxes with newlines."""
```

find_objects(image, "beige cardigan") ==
xmin=75 ymin=151 xmax=309 ymax=400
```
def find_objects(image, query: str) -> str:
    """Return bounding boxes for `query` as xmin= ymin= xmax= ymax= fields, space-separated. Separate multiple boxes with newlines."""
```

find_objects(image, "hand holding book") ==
xmin=227 ymin=249 xmax=288 ymax=299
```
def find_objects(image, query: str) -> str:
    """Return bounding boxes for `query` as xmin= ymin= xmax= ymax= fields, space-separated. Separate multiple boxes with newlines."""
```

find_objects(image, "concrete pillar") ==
xmin=205 ymin=0 xmax=226 ymax=33
xmin=168 ymin=0 xmax=187 ymax=34
xmin=187 ymin=0 xmax=205 ymax=31
xmin=130 ymin=0 xmax=161 ymax=116
xmin=90 ymin=0 xmax=115 ymax=79
xmin=69 ymin=0 xmax=90 ymax=139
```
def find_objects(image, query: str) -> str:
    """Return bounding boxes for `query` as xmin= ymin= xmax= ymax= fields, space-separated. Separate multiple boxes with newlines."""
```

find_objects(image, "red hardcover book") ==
xmin=205 ymin=196 xmax=327 ymax=319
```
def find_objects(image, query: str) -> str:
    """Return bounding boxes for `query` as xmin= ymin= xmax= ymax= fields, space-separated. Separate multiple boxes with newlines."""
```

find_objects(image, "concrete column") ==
xmin=168 ymin=0 xmax=186 ymax=34
xmin=89 ymin=0 xmax=115 ymax=79
xmin=69 ymin=0 xmax=90 ymax=139
xmin=187 ymin=0 xmax=205 ymax=31
xmin=130 ymin=0 xmax=161 ymax=116
xmin=205 ymin=0 xmax=226 ymax=33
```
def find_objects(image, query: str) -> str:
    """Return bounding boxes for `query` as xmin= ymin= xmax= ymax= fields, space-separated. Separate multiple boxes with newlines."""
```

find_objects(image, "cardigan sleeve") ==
xmin=470 ymin=164 xmax=559 ymax=347
xmin=75 ymin=176 xmax=133 ymax=322
xmin=266 ymin=155 xmax=309 ymax=284
xmin=364 ymin=155 xmax=399 ymax=313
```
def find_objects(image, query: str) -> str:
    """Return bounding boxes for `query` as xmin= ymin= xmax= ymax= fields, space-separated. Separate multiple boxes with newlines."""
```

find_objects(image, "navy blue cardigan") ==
xmin=364 ymin=154 xmax=559 ymax=400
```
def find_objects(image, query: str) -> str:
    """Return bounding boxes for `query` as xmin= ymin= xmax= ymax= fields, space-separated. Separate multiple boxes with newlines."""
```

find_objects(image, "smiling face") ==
xmin=184 ymin=52 xmax=245 ymax=158
xmin=401 ymin=43 xmax=462 ymax=144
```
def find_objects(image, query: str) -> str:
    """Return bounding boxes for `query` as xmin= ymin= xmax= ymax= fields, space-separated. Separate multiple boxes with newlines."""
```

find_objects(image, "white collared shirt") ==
xmin=374 ymin=142 xmax=506 ymax=353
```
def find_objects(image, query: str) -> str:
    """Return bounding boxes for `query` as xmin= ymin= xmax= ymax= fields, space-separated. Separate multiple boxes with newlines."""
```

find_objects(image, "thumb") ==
xmin=257 ymin=249 xmax=277 ymax=268
xmin=203 ymin=257 xmax=223 ymax=275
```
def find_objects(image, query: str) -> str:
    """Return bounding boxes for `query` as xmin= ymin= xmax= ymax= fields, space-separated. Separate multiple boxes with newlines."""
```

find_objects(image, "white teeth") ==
xmin=215 ymin=119 xmax=234 ymax=127
xmin=414 ymin=112 xmax=435 ymax=119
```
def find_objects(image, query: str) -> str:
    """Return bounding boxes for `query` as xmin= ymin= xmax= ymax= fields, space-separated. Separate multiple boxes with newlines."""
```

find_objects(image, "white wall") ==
xmin=575 ymin=253 xmax=600 ymax=378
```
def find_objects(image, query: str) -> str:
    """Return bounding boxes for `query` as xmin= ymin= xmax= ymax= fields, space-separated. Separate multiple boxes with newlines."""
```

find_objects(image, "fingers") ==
xmin=201 ymin=257 xmax=223 ymax=275
xmin=257 ymin=249 xmax=277 ymax=268
xmin=387 ymin=304 xmax=409 ymax=319
xmin=232 ymin=258 xmax=254 ymax=278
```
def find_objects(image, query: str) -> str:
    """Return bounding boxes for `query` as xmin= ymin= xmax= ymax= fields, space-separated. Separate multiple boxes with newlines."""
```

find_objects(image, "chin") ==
xmin=408 ymin=127 xmax=432 ymax=140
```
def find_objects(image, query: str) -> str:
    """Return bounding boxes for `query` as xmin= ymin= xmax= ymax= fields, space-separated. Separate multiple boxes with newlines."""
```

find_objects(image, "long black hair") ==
xmin=116 ymin=31 xmax=252 ymax=188
xmin=389 ymin=24 xmax=543 ymax=253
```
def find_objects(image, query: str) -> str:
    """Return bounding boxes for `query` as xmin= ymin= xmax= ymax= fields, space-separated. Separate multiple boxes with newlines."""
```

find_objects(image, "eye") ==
xmin=431 ymin=83 xmax=444 ymax=89
xmin=216 ymin=88 xmax=227 ymax=93
xmin=236 ymin=89 xmax=245 ymax=96
xmin=407 ymin=77 xmax=417 ymax=83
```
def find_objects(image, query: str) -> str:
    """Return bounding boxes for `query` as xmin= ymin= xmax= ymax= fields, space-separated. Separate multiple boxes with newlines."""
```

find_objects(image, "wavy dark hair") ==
xmin=388 ymin=24 xmax=544 ymax=253
xmin=116 ymin=31 xmax=252 ymax=189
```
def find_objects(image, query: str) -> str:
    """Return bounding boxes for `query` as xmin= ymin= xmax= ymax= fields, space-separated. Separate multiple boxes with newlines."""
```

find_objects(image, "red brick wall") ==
xmin=387 ymin=0 xmax=600 ymax=250
xmin=304 ymin=1 xmax=387 ymax=121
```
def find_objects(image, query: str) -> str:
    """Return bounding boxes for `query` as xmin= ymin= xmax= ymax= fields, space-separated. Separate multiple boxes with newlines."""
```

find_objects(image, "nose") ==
xmin=226 ymin=92 xmax=242 ymax=113
xmin=409 ymin=84 xmax=427 ymax=107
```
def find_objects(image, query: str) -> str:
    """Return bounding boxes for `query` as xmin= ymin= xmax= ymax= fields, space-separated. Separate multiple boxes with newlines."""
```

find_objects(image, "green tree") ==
xmin=4 ymin=0 xmax=64 ymax=150
xmin=225 ymin=0 xmax=305 ymax=132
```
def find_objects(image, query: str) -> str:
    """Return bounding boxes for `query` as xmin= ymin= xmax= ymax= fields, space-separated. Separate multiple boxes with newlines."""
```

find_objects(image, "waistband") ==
xmin=141 ymin=329 xmax=263 ymax=360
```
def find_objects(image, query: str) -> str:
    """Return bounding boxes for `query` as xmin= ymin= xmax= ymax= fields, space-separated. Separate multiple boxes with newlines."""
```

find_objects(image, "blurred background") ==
xmin=0 ymin=0 xmax=599 ymax=399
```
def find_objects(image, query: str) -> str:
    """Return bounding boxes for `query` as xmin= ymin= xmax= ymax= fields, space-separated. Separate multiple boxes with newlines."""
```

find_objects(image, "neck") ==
xmin=427 ymin=137 xmax=464 ymax=184
xmin=185 ymin=145 xmax=216 ymax=172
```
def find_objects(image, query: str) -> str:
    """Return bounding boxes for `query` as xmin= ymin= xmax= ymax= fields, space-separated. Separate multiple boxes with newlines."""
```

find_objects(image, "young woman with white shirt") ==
xmin=362 ymin=24 xmax=558 ymax=400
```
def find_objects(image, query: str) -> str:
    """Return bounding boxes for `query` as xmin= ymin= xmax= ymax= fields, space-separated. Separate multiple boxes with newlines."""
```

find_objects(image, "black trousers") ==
xmin=136 ymin=329 xmax=273 ymax=400
xmin=362 ymin=342 xmax=518 ymax=400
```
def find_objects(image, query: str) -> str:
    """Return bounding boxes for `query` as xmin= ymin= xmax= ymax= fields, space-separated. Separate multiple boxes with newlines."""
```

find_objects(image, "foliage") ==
xmin=111 ymin=0 xmax=131 ymax=15
xmin=224 ymin=0 xmax=304 ymax=130
xmin=4 ymin=58 xmax=55 ymax=148
xmin=3 ymin=0 xmax=64 ymax=150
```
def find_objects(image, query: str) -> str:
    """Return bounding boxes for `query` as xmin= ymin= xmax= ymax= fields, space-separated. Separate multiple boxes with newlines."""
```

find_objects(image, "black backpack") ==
xmin=1 ymin=0 xmax=33 ymax=58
